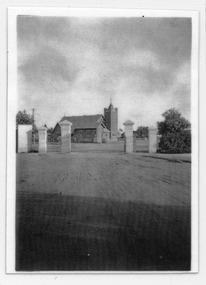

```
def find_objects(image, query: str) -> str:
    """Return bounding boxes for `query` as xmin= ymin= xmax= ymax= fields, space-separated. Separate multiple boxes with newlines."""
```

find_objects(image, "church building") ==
xmin=51 ymin=102 xmax=118 ymax=143
xmin=52 ymin=114 xmax=110 ymax=143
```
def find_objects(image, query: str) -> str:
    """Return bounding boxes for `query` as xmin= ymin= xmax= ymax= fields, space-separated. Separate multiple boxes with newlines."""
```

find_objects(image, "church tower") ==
xmin=104 ymin=101 xmax=118 ymax=141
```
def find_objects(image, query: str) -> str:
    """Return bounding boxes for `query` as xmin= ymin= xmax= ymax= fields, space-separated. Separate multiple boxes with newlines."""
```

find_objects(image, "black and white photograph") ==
xmin=6 ymin=7 xmax=199 ymax=273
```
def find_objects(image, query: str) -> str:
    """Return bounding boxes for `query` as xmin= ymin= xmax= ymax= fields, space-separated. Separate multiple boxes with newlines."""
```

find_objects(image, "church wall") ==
xmin=72 ymin=129 xmax=96 ymax=143
xmin=51 ymin=124 xmax=61 ymax=141
xmin=52 ymin=125 xmax=97 ymax=143
xmin=103 ymin=132 xmax=110 ymax=142
xmin=96 ymin=124 xmax=103 ymax=143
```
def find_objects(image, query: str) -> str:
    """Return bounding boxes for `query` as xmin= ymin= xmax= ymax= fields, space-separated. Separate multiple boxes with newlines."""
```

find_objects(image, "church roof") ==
xmin=103 ymin=127 xmax=110 ymax=133
xmin=59 ymin=114 xmax=104 ymax=132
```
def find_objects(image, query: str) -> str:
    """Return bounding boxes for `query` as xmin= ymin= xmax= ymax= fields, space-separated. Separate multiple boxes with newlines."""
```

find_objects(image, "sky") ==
xmin=17 ymin=16 xmax=191 ymax=129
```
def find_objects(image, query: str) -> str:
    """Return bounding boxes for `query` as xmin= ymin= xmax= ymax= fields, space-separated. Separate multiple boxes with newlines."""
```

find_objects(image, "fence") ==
xmin=16 ymin=121 xmax=159 ymax=155
xmin=134 ymin=138 xmax=149 ymax=153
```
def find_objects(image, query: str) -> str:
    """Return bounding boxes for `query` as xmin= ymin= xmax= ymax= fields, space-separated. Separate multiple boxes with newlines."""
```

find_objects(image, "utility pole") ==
xmin=31 ymin=108 xmax=35 ymax=145
xmin=31 ymin=108 xmax=35 ymax=123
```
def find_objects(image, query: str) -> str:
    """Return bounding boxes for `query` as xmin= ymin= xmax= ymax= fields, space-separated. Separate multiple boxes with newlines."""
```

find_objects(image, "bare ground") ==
xmin=16 ymin=151 xmax=191 ymax=271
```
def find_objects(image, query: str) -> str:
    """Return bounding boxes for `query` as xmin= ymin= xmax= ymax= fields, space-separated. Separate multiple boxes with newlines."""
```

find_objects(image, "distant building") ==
xmin=104 ymin=102 xmax=118 ymax=141
xmin=47 ymin=128 xmax=53 ymax=142
xmin=52 ymin=114 xmax=110 ymax=143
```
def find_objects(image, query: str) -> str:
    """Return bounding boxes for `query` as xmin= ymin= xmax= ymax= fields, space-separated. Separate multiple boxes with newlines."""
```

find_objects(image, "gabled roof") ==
xmin=59 ymin=114 xmax=104 ymax=133
xmin=103 ymin=127 xmax=110 ymax=133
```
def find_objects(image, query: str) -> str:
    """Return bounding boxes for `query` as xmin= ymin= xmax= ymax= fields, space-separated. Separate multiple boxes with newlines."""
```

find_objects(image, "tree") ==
xmin=158 ymin=108 xmax=191 ymax=153
xmin=136 ymin=126 xmax=149 ymax=138
xmin=16 ymin=110 xmax=34 ymax=125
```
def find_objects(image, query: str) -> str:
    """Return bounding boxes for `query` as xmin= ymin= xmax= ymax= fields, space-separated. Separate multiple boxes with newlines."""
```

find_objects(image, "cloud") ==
xmin=169 ymin=62 xmax=191 ymax=119
xmin=125 ymin=50 xmax=161 ymax=70
xmin=17 ymin=16 xmax=72 ymax=43
xmin=17 ymin=16 xmax=192 ymax=128
xmin=18 ymin=46 xmax=80 ymax=93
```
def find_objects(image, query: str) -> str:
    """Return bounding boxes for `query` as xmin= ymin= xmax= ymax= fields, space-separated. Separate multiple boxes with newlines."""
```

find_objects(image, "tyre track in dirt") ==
xmin=17 ymin=152 xmax=191 ymax=207
xmin=16 ymin=152 xmax=191 ymax=271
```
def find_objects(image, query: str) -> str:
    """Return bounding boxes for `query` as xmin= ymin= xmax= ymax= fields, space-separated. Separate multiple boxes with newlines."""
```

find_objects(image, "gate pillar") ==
xmin=38 ymin=126 xmax=47 ymax=155
xmin=123 ymin=120 xmax=134 ymax=154
xmin=149 ymin=127 xmax=158 ymax=153
xmin=17 ymin=124 xmax=32 ymax=153
xmin=59 ymin=120 xmax=73 ymax=153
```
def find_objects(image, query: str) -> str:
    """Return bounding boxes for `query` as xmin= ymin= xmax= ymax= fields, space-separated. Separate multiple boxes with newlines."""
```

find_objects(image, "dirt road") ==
xmin=17 ymin=152 xmax=191 ymax=206
xmin=16 ymin=152 xmax=191 ymax=271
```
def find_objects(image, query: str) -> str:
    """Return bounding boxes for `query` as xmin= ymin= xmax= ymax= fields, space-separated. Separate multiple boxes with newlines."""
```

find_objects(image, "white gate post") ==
xmin=18 ymin=124 xmax=32 ymax=153
xmin=149 ymin=127 xmax=158 ymax=153
xmin=59 ymin=120 xmax=73 ymax=153
xmin=38 ymin=126 xmax=47 ymax=155
xmin=123 ymin=120 xmax=134 ymax=153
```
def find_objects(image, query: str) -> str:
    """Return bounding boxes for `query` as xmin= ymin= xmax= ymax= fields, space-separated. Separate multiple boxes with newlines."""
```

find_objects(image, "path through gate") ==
xmin=47 ymin=141 xmax=61 ymax=153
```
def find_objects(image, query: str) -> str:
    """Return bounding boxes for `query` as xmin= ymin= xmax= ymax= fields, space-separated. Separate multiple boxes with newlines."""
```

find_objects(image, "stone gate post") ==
xmin=18 ymin=124 xmax=32 ymax=153
xmin=123 ymin=120 xmax=134 ymax=153
xmin=59 ymin=120 xmax=73 ymax=153
xmin=38 ymin=126 xmax=47 ymax=155
xmin=149 ymin=127 xmax=158 ymax=153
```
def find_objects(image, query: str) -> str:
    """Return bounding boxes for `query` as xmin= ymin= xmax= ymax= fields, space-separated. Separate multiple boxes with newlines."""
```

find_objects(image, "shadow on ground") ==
xmin=16 ymin=192 xmax=191 ymax=271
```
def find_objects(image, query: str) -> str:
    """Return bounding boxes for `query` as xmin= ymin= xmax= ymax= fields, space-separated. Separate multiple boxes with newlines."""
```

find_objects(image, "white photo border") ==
xmin=7 ymin=7 xmax=199 ymax=274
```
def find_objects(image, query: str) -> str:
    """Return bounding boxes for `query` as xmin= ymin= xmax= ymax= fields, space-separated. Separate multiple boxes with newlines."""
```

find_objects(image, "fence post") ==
xmin=123 ymin=120 xmax=134 ymax=153
xmin=38 ymin=126 xmax=47 ymax=155
xmin=59 ymin=120 xmax=73 ymax=153
xmin=149 ymin=127 xmax=158 ymax=153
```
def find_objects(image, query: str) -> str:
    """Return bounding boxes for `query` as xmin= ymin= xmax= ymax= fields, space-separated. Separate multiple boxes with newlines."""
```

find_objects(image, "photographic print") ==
xmin=7 ymin=8 xmax=198 ymax=272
